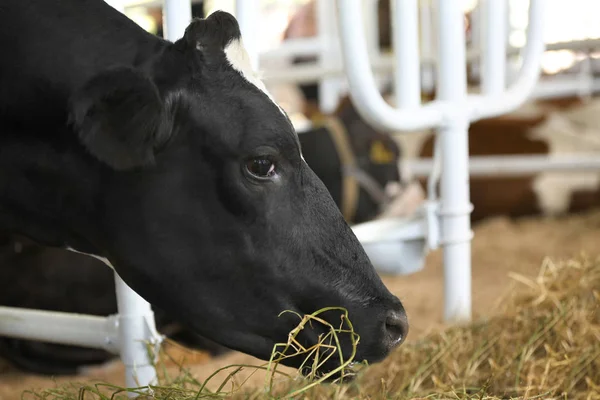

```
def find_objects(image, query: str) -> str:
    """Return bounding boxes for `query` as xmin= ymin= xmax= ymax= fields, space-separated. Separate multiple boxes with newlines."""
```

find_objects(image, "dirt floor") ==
xmin=3 ymin=208 xmax=600 ymax=399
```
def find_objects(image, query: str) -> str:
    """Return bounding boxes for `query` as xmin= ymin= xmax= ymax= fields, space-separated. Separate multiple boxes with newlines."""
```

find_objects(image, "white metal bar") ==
xmin=529 ymin=75 xmax=600 ymax=99
xmin=468 ymin=0 xmax=546 ymax=121
xmin=263 ymin=60 xmax=600 ymax=101
xmin=481 ymin=0 xmax=507 ymax=95
xmin=337 ymin=0 xmax=546 ymax=132
xmin=408 ymin=154 xmax=600 ymax=177
xmin=337 ymin=0 xmax=445 ymax=131
xmin=391 ymin=0 xmax=421 ymax=109
xmin=163 ymin=0 xmax=192 ymax=41
xmin=261 ymin=36 xmax=597 ymax=86
xmin=260 ymin=37 xmax=323 ymax=62
xmin=235 ymin=0 xmax=258 ymax=71
xmin=0 ymin=307 xmax=119 ymax=353
xmin=115 ymin=274 xmax=161 ymax=391
xmin=303 ymin=35 xmax=597 ymax=78
xmin=435 ymin=0 xmax=472 ymax=323
xmin=262 ymin=59 xmax=391 ymax=85
xmin=420 ymin=0 xmax=436 ymax=93
xmin=363 ymin=0 xmax=380 ymax=61
xmin=317 ymin=0 xmax=341 ymax=113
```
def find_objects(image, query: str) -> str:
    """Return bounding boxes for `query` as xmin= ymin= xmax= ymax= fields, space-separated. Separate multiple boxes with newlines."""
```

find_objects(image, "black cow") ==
xmin=0 ymin=112 xmax=402 ymax=376
xmin=0 ymin=0 xmax=408 ymax=376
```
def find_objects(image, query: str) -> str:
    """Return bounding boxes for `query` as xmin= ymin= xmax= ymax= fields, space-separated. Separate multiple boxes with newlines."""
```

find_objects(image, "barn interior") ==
xmin=1 ymin=1 xmax=599 ymax=399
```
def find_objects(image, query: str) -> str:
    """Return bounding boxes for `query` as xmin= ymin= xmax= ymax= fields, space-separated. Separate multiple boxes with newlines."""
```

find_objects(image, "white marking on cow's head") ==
xmin=223 ymin=38 xmax=286 ymax=115
xmin=189 ymin=10 xmax=303 ymax=160
xmin=222 ymin=38 xmax=306 ymax=161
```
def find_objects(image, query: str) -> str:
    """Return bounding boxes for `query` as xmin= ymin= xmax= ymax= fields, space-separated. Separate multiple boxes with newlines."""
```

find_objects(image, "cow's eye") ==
xmin=246 ymin=157 xmax=276 ymax=179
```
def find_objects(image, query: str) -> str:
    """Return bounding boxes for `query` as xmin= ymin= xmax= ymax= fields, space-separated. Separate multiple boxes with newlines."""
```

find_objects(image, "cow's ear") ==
xmin=183 ymin=10 xmax=241 ymax=53
xmin=69 ymin=67 xmax=172 ymax=170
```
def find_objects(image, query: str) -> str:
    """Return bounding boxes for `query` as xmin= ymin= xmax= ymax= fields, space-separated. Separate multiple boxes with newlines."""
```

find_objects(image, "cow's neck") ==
xmin=0 ymin=132 xmax=102 ymax=254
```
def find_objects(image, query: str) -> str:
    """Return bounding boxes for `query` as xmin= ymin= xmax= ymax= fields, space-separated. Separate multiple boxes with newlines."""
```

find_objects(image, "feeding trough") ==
xmin=351 ymin=208 xmax=428 ymax=275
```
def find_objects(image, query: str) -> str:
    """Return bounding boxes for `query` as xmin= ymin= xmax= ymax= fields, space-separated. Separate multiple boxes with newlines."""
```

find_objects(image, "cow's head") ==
xmin=67 ymin=11 xmax=408 ymax=373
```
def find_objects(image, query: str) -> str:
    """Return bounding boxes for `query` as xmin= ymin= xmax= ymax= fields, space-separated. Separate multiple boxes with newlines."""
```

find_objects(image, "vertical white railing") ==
xmin=419 ymin=0 xmax=436 ymax=92
xmin=337 ymin=0 xmax=546 ymax=322
xmin=115 ymin=275 xmax=161 ymax=390
xmin=363 ymin=0 xmax=380 ymax=62
xmin=235 ymin=0 xmax=259 ymax=70
xmin=317 ymin=0 xmax=342 ymax=113
xmin=480 ymin=0 xmax=508 ymax=94
xmin=435 ymin=0 xmax=472 ymax=321
xmin=163 ymin=0 xmax=192 ymax=41
xmin=391 ymin=0 xmax=421 ymax=108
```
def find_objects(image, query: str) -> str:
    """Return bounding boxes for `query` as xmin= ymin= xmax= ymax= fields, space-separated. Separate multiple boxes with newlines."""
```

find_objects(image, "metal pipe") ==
xmin=115 ymin=274 xmax=161 ymax=392
xmin=407 ymin=154 xmax=600 ymax=177
xmin=336 ymin=0 xmax=540 ymax=132
xmin=481 ymin=0 xmax=507 ymax=95
xmin=317 ymin=0 xmax=341 ymax=113
xmin=391 ymin=0 xmax=421 ymax=109
xmin=261 ymin=58 xmax=394 ymax=85
xmin=260 ymin=37 xmax=323 ymax=62
xmin=529 ymin=75 xmax=600 ymax=99
xmin=337 ymin=0 xmax=445 ymax=132
xmin=435 ymin=0 xmax=472 ymax=323
xmin=420 ymin=0 xmax=436 ymax=93
xmin=469 ymin=0 xmax=546 ymax=121
xmin=163 ymin=0 xmax=192 ymax=41
xmin=264 ymin=61 xmax=600 ymax=103
xmin=0 ymin=307 xmax=119 ymax=353
xmin=364 ymin=0 xmax=380 ymax=61
xmin=235 ymin=0 xmax=258 ymax=71
xmin=262 ymin=37 xmax=598 ymax=86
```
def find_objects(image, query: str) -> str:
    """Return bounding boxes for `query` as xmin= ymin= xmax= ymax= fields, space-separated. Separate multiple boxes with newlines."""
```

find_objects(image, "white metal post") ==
xmin=481 ymin=0 xmax=508 ymax=94
xmin=163 ymin=0 xmax=192 ymax=41
xmin=435 ymin=0 xmax=472 ymax=322
xmin=115 ymin=274 xmax=161 ymax=391
xmin=235 ymin=0 xmax=258 ymax=71
xmin=363 ymin=0 xmax=380 ymax=61
xmin=407 ymin=154 xmax=600 ymax=177
xmin=420 ymin=0 xmax=436 ymax=92
xmin=391 ymin=0 xmax=421 ymax=108
xmin=317 ymin=0 xmax=341 ymax=113
xmin=337 ymin=0 xmax=545 ymax=322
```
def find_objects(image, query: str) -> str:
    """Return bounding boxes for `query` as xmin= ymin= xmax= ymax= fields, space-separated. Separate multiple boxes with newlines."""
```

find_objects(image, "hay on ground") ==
xmin=25 ymin=254 xmax=600 ymax=400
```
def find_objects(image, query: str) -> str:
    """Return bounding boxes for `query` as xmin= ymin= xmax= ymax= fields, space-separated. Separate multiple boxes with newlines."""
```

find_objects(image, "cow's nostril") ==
xmin=384 ymin=309 xmax=408 ymax=347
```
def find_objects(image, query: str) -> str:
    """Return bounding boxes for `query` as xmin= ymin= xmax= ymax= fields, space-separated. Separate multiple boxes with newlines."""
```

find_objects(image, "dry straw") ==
xmin=23 ymin=254 xmax=600 ymax=399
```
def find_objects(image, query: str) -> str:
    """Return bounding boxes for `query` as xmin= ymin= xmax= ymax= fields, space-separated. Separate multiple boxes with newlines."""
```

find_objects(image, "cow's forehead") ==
xmin=221 ymin=37 xmax=286 ymax=117
xmin=185 ymin=11 xmax=286 ymax=118
xmin=218 ymin=39 xmax=301 ymax=151
xmin=183 ymin=11 xmax=302 ymax=157
xmin=228 ymin=93 xmax=301 ymax=156
xmin=186 ymin=70 xmax=301 ymax=157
